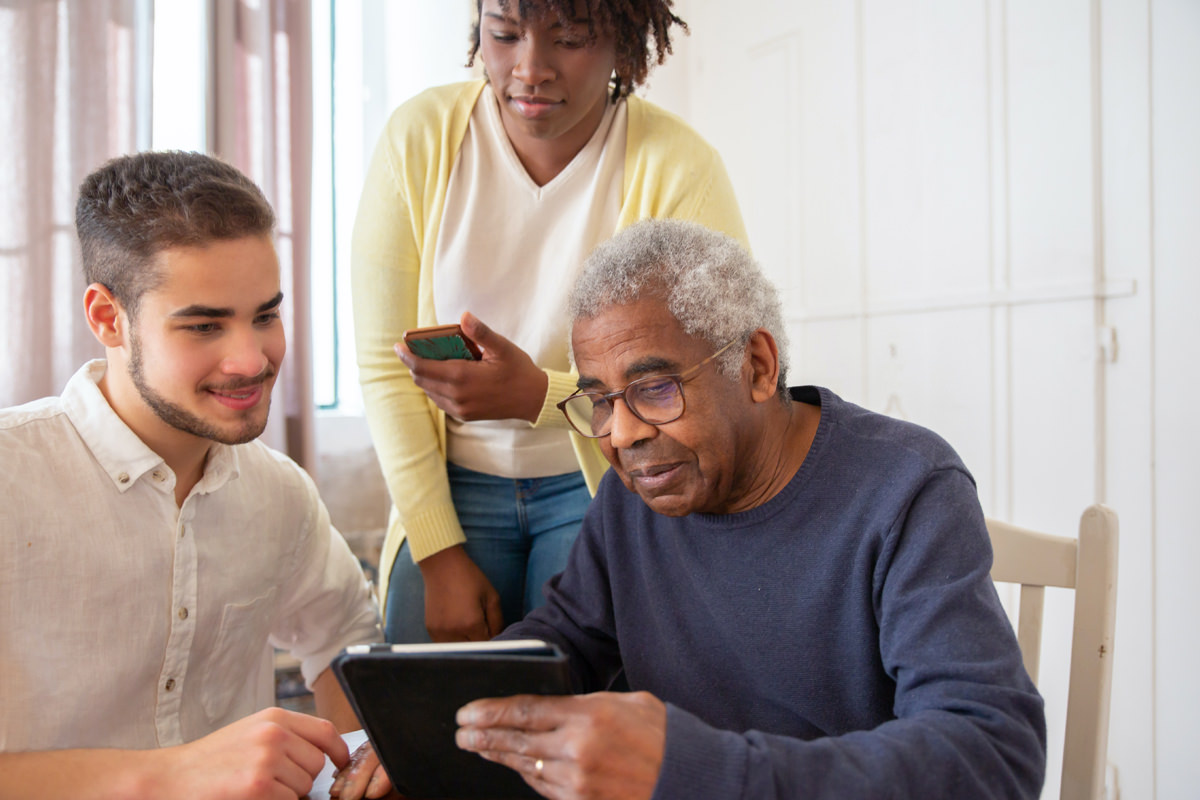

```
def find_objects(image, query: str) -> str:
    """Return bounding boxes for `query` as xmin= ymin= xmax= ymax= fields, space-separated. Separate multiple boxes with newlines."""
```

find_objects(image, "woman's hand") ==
xmin=395 ymin=312 xmax=549 ymax=424
xmin=417 ymin=545 xmax=505 ymax=642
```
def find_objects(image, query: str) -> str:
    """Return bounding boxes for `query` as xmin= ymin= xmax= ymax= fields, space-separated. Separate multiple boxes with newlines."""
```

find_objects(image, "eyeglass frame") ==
xmin=556 ymin=338 xmax=743 ymax=439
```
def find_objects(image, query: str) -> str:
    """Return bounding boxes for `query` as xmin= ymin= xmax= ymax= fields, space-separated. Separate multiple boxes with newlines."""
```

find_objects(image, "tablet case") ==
xmin=332 ymin=640 xmax=571 ymax=799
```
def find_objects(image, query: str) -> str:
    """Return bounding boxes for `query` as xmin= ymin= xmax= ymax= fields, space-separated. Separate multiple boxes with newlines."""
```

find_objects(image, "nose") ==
xmin=221 ymin=326 xmax=271 ymax=378
xmin=607 ymin=397 xmax=657 ymax=450
xmin=512 ymin=34 xmax=555 ymax=86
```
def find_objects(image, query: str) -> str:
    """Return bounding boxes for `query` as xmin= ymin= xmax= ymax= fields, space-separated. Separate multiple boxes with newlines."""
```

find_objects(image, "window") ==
xmin=310 ymin=0 xmax=476 ymax=411
xmin=153 ymin=0 xmax=476 ymax=413
xmin=151 ymin=0 xmax=205 ymax=153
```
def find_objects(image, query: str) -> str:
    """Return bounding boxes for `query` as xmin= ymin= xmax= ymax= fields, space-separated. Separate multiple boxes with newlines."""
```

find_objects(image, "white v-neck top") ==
xmin=433 ymin=89 xmax=627 ymax=478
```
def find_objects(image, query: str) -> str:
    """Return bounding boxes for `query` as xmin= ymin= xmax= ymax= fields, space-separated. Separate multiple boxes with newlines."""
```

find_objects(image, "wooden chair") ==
xmin=986 ymin=504 xmax=1119 ymax=800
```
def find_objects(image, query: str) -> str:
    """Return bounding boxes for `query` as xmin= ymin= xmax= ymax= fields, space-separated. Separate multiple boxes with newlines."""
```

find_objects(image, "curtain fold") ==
xmin=0 ymin=0 xmax=143 ymax=408
xmin=1 ymin=0 xmax=315 ymax=473
xmin=208 ymin=0 xmax=316 ymax=473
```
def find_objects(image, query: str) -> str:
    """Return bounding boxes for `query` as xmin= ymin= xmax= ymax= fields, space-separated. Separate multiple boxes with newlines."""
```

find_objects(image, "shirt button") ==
xmin=164 ymin=678 xmax=176 ymax=692
xmin=178 ymin=607 xmax=189 ymax=621
xmin=117 ymin=472 xmax=130 ymax=484
xmin=152 ymin=470 xmax=165 ymax=482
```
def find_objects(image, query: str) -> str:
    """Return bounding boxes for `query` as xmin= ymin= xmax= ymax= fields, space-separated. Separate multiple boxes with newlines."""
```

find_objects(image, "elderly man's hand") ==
xmin=328 ymin=740 xmax=396 ymax=799
xmin=454 ymin=691 xmax=666 ymax=800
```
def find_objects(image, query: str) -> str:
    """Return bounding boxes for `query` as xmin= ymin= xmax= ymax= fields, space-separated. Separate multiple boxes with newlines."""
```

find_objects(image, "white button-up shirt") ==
xmin=0 ymin=361 xmax=381 ymax=751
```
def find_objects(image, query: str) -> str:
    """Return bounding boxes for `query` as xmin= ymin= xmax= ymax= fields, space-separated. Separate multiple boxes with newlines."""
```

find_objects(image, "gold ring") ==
xmin=534 ymin=758 xmax=544 ymax=778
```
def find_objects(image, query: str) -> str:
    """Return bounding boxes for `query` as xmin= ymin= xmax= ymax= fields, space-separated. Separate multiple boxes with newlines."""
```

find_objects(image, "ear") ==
xmin=83 ymin=283 xmax=127 ymax=348
xmin=745 ymin=328 xmax=782 ymax=404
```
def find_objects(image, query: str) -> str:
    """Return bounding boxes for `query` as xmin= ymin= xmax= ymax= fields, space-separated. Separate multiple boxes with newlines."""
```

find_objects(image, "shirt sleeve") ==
xmin=268 ymin=462 xmax=382 ymax=687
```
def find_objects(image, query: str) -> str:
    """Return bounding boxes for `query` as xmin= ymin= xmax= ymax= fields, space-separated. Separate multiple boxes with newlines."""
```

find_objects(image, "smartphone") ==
xmin=402 ymin=323 xmax=482 ymax=361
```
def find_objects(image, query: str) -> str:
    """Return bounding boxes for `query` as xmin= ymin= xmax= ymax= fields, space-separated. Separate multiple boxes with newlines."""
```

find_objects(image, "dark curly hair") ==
xmin=468 ymin=0 xmax=687 ymax=100
xmin=75 ymin=151 xmax=275 ymax=318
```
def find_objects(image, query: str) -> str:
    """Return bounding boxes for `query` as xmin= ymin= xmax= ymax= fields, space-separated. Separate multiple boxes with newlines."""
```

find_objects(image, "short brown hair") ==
xmin=468 ymin=0 xmax=687 ymax=100
xmin=75 ymin=150 xmax=275 ymax=317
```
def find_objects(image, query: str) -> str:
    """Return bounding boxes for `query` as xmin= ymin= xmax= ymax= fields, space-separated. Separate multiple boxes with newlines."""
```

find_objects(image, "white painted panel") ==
xmin=1098 ymin=1 xmax=1156 ymax=796
xmin=1151 ymin=1 xmax=1200 ymax=797
xmin=861 ymin=0 xmax=992 ymax=299
xmin=682 ymin=0 xmax=863 ymax=313
xmin=1006 ymin=0 xmax=1096 ymax=287
xmin=735 ymin=36 xmax=802 ymax=306
xmin=792 ymin=1 xmax=866 ymax=314
xmin=1010 ymin=301 xmax=1098 ymax=530
xmin=862 ymin=308 xmax=995 ymax=494
xmin=791 ymin=318 xmax=865 ymax=402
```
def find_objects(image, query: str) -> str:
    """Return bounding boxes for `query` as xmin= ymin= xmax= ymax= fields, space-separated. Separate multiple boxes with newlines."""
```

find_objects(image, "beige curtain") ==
xmin=208 ymin=0 xmax=316 ymax=472
xmin=0 ymin=0 xmax=145 ymax=408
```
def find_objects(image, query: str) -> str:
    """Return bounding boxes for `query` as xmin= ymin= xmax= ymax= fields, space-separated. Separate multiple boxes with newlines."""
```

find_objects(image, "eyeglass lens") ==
xmin=564 ymin=376 xmax=684 ymax=437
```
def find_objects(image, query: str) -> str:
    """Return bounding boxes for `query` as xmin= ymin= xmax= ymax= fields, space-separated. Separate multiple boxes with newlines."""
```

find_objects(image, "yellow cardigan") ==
xmin=350 ymin=80 xmax=748 ymax=608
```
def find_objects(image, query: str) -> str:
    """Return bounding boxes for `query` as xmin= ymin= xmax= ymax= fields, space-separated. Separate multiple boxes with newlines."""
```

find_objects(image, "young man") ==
xmin=0 ymin=151 xmax=381 ymax=800
xmin=335 ymin=219 xmax=1046 ymax=800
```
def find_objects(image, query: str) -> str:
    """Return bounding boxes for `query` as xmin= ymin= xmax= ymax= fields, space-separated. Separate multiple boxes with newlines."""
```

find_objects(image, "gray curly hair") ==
xmin=568 ymin=219 xmax=789 ymax=395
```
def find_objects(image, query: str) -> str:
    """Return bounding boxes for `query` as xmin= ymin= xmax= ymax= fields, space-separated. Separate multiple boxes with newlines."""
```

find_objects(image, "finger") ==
xmin=484 ymin=593 xmax=505 ymax=638
xmin=279 ymin=711 xmax=350 ymax=768
xmin=459 ymin=311 xmax=501 ymax=355
xmin=470 ymin=746 xmax=550 ymax=784
xmin=457 ymin=694 xmax=569 ymax=730
xmin=364 ymin=764 xmax=395 ymax=799
xmin=273 ymin=754 xmax=321 ymax=799
xmin=330 ymin=742 xmax=381 ymax=799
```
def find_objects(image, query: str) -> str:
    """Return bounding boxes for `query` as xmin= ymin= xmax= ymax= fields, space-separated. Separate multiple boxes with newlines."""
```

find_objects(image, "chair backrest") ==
xmin=986 ymin=504 xmax=1118 ymax=800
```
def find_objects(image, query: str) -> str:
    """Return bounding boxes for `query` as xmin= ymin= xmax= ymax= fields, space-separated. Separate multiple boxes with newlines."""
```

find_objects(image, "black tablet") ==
xmin=332 ymin=639 xmax=571 ymax=799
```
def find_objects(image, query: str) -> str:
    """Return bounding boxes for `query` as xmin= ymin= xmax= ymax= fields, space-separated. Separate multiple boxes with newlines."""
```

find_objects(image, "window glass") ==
xmin=312 ymin=0 xmax=476 ymax=411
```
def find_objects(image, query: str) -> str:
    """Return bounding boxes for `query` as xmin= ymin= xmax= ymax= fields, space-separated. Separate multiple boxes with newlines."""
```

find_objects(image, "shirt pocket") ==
xmin=200 ymin=586 xmax=279 ymax=724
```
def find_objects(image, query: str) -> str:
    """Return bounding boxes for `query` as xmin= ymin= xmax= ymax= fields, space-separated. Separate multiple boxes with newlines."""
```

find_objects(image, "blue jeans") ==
xmin=383 ymin=462 xmax=590 ymax=643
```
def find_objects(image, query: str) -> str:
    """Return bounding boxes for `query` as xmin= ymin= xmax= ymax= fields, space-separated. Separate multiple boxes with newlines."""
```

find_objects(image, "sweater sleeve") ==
xmin=350 ymin=98 xmax=466 ymax=564
xmin=650 ymin=468 xmax=1047 ymax=800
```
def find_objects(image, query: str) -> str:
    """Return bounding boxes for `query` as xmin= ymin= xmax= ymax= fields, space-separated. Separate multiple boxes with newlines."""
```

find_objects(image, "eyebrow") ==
xmin=576 ymin=355 xmax=681 ymax=391
xmin=169 ymin=291 xmax=284 ymax=319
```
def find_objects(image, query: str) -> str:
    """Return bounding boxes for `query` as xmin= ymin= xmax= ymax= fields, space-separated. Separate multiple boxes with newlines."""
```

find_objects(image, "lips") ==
xmin=509 ymin=94 xmax=561 ymax=119
xmin=208 ymin=382 xmax=267 ymax=411
xmin=626 ymin=461 xmax=683 ymax=491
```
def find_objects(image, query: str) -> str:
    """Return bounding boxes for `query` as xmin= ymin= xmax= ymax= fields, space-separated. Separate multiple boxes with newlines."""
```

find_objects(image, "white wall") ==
xmin=641 ymin=1 xmax=1198 ymax=797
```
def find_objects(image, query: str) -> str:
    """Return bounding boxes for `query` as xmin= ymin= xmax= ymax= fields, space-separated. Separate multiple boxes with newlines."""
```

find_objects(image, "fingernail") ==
xmin=456 ymin=705 xmax=478 ymax=724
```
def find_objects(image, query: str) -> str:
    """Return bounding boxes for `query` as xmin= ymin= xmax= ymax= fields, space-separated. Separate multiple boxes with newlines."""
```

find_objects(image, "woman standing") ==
xmin=352 ymin=0 xmax=748 ymax=644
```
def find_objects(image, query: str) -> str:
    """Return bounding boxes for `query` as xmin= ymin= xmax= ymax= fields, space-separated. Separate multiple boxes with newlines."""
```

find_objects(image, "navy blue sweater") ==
xmin=505 ymin=387 xmax=1046 ymax=798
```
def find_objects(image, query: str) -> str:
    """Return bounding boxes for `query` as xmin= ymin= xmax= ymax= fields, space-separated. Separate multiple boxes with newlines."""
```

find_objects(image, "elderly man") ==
xmin=335 ymin=219 xmax=1045 ymax=800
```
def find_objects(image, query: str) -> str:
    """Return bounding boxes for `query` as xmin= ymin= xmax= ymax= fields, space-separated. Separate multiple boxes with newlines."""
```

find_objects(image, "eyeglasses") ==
xmin=557 ymin=339 xmax=741 ymax=439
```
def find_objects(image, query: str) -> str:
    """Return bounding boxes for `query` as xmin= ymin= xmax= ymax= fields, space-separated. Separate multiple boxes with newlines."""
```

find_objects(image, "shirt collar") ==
xmin=61 ymin=360 xmax=240 ymax=494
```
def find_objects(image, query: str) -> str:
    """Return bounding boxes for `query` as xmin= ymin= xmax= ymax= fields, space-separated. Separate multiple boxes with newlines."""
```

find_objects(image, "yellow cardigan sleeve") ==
xmin=351 ymin=83 xmax=483 ymax=577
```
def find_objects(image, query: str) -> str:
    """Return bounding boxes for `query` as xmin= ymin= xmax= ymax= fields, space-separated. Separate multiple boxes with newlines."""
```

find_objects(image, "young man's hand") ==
xmin=142 ymin=707 xmax=350 ymax=800
xmin=0 ymin=707 xmax=349 ymax=800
